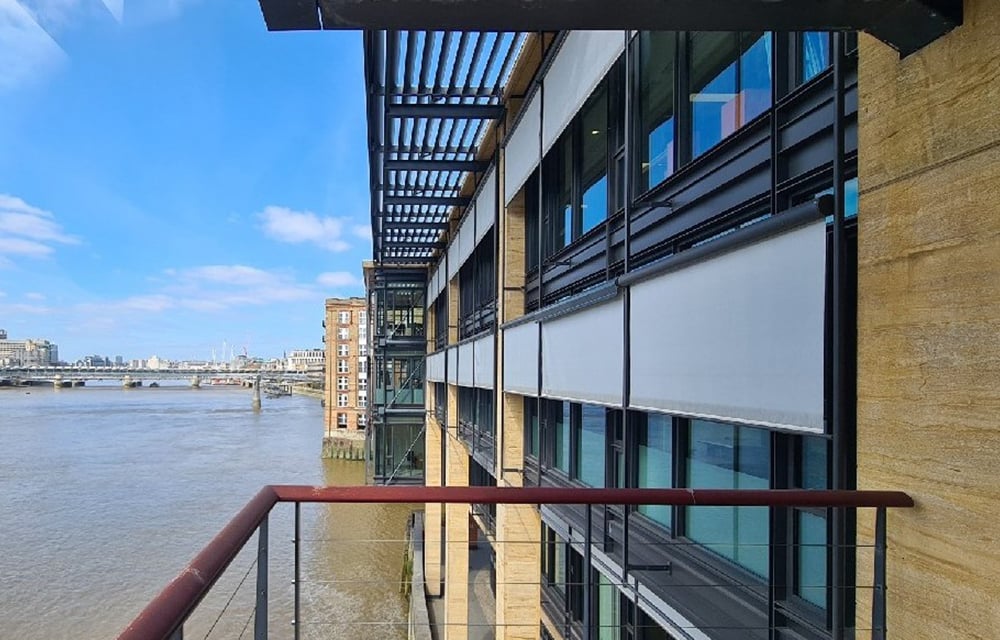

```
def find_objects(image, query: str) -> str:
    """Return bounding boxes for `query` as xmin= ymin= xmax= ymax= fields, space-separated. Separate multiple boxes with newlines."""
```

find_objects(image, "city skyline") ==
xmin=0 ymin=1 xmax=369 ymax=361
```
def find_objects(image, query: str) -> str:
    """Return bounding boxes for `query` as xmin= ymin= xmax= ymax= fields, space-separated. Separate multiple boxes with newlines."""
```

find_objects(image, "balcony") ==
xmin=117 ymin=486 xmax=911 ymax=640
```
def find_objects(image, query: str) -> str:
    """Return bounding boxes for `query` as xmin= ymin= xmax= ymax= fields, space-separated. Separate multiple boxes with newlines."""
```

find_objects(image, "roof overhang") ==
xmin=260 ymin=0 xmax=962 ymax=57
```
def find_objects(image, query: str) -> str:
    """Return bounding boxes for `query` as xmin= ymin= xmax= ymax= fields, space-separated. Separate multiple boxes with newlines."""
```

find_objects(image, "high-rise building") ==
xmin=0 ymin=330 xmax=58 ymax=367
xmin=323 ymin=297 xmax=369 ymax=459
xmin=263 ymin=3 xmax=996 ymax=640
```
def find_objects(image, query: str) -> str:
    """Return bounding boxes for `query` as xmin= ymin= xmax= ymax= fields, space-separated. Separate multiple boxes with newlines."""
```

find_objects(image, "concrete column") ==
xmin=251 ymin=375 xmax=262 ymax=411
xmin=856 ymin=8 xmax=1000 ymax=639
xmin=190 ymin=375 xmax=201 ymax=388
xmin=495 ymin=394 xmax=540 ymax=640
xmin=425 ymin=404 xmax=444 ymax=597
xmin=444 ymin=384 xmax=469 ymax=640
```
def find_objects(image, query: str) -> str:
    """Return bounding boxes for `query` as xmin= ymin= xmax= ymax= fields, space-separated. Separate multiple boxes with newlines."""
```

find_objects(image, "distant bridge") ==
xmin=0 ymin=366 xmax=314 ymax=385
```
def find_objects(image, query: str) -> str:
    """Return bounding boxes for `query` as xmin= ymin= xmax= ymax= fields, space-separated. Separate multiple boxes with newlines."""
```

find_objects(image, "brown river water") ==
xmin=0 ymin=383 xmax=412 ymax=640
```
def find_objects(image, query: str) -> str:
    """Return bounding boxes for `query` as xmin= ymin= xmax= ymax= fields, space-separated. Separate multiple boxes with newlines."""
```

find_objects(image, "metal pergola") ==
xmin=357 ymin=30 xmax=526 ymax=263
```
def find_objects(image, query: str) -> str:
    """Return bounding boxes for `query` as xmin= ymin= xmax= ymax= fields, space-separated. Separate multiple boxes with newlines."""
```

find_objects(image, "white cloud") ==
xmin=353 ymin=224 xmax=372 ymax=241
xmin=0 ymin=194 xmax=78 ymax=262
xmin=0 ymin=0 xmax=68 ymax=92
xmin=24 ymin=291 xmax=44 ymax=300
xmin=316 ymin=271 xmax=361 ymax=288
xmin=258 ymin=205 xmax=352 ymax=252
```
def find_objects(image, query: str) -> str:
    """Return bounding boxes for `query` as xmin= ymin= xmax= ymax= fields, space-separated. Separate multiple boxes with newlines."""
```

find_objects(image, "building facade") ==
xmin=323 ymin=297 xmax=369 ymax=458
xmin=0 ymin=330 xmax=59 ymax=367
xmin=261 ymin=2 xmax=995 ymax=639
xmin=286 ymin=348 xmax=325 ymax=373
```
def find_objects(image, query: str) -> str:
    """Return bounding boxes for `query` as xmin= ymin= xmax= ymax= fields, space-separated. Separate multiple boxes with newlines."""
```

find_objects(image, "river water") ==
xmin=0 ymin=384 xmax=412 ymax=640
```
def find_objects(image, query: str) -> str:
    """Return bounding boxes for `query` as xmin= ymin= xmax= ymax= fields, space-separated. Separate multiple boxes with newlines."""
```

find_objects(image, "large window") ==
xmin=434 ymin=291 xmax=448 ymax=350
xmin=686 ymin=419 xmax=770 ymax=577
xmin=458 ymin=230 xmax=497 ymax=339
xmin=575 ymin=404 xmax=606 ymax=488
xmin=539 ymin=74 xmax=617 ymax=262
xmin=796 ymin=437 xmax=829 ymax=608
xmin=525 ymin=397 xmax=540 ymax=459
xmin=636 ymin=31 xmax=677 ymax=193
xmin=636 ymin=413 xmax=673 ymax=528
xmin=689 ymin=31 xmax=772 ymax=158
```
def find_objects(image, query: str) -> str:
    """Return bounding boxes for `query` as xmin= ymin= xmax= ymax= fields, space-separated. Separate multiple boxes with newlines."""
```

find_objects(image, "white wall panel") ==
xmin=447 ymin=234 xmax=461 ymax=281
xmin=426 ymin=351 xmax=446 ymax=383
xmin=541 ymin=298 xmax=623 ymax=406
xmin=542 ymin=31 xmax=625 ymax=154
xmin=503 ymin=322 xmax=538 ymax=395
xmin=457 ymin=341 xmax=474 ymax=387
xmin=447 ymin=346 xmax=458 ymax=385
xmin=629 ymin=221 xmax=827 ymax=432
xmin=474 ymin=168 xmax=496 ymax=244
xmin=473 ymin=334 xmax=495 ymax=390
xmin=504 ymin=91 xmax=540 ymax=205
xmin=435 ymin=260 xmax=447 ymax=299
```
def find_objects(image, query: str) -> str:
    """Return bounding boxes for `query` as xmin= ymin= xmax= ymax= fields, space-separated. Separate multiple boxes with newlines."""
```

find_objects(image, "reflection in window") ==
xmin=576 ymin=405 xmax=606 ymax=487
xmin=637 ymin=31 xmax=676 ymax=192
xmin=797 ymin=437 xmax=829 ymax=608
xmin=690 ymin=32 xmax=772 ymax=158
xmin=554 ymin=401 xmax=570 ymax=473
xmin=580 ymin=84 xmax=609 ymax=234
xmin=597 ymin=572 xmax=620 ymax=640
xmin=686 ymin=419 xmax=770 ymax=577
xmin=801 ymin=32 xmax=830 ymax=82
xmin=637 ymin=413 xmax=673 ymax=528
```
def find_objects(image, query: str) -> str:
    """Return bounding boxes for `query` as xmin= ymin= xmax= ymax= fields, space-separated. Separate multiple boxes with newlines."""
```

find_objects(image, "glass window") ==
xmin=337 ymin=393 xmax=349 ymax=408
xmin=686 ymin=420 xmax=770 ymax=577
xmin=637 ymin=31 xmax=676 ymax=192
xmin=797 ymin=437 xmax=829 ymax=608
xmin=525 ymin=397 xmax=540 ymax=458
xmin=524 ymin=171 xmax=540 ymax=272
xmin=338 ymin=328 xmax=350 ymax=340
xmin=637 ymin=413 xmax=673 ymax=528
xmin=580 ymin=84 xmax=608 ymax=234
xmin=800 ymin=32 xmax=830 ymax=83
xmin=338 ymin=311 xmax=351 ymax=324
xmin=690 ymin=32 xmax=772 ymax=158
xmin=338 ymin=344 xmax=349 ymax=357
xmin=597 ymin=572 xmax=620 ymax=640
xmin=576 ymin=405 xmax=606 ymax=487
xmin=554 ymin=401 xmax=570 ymax=474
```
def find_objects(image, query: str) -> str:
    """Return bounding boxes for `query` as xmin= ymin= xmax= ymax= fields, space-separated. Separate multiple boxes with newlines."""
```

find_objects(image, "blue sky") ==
xmin=0 ymin=0 xmax=371 ymax=361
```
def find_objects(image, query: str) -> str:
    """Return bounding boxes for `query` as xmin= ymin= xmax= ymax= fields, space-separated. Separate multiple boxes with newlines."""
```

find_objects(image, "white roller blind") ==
xmin=503 ymin=321 xmax=538 ymax=395
xmin=504 ymin=91 xmax=540 ymax=205
xmin=457 ymin=213 xmax=475 ymax=268
xmin=473 ymin=334 xmax=495 ymax=390
xmin=457 ymin=341 xmax=474 ymax=386
xmin=435 ymin=260 xmax=447 ymax=299
xmin=447 ymin=234 xmax=461 ymax=280
xmin=629 ymin=221 xmax=827 ymax=432
xmin=541 ymin=298 xmax=624 ymax=406
xmin=475 ymin=168 xmax=496 ymax=244
xmin=542 ymin=31 xmax=624 ymax=154
xmin=447 ymin=346 xmax=458 ymax=384
xmin=426 ymin=351 xmax=446 ymax=383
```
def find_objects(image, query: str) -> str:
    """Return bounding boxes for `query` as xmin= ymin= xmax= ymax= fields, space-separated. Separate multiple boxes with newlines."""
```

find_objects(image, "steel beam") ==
xmin=384 ymin=195 xmax=470 ymax=207
xmin=385 ymin=102 xmax=504 ymax=119
xmin=260 ymin=0 xmax=962 ymax=57
xmin=377 ymin=220 xmax=450 ymax=230
xmin=385 ymin=159 xmax=489 ymax=172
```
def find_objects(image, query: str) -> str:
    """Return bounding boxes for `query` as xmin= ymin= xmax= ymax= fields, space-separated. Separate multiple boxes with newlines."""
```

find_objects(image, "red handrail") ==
xmin=117 ymin=486 xmax=913 ymax=640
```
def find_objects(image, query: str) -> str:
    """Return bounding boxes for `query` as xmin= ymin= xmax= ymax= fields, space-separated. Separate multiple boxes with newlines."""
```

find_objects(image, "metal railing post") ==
xmin=583 ymin=505 xmax=593 ymax=640
xmin=294 ymin=502 xmax=301 ymax=640
xmin=254 ymin=516 xmax=269 ymax=640
xmin=872 ymin=507 xmax=887 ymax=640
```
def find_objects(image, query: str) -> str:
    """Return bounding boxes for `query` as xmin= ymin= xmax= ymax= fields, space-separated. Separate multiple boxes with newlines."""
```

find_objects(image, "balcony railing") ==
xmin=116 ymin=486 xmax=913 ymax=640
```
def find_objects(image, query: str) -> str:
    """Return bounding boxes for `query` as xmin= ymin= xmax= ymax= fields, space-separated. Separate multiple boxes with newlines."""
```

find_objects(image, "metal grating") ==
xmin=364 ymin=30 xmax=526 ymax=263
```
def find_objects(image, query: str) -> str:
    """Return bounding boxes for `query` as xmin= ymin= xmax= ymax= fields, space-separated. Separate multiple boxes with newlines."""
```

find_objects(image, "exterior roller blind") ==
xmin=629 ymin=220 xmax=827 ymax=432
xmin=503 ymin=321 xmax=538 ymax=395
xmin=457 ymin=341 xmax=474 ymax=386
xmin=540 ymin=297 xmax=624 ymax=406
xmin=542 ymin=30 xmax=624 ymax=154
xmin=457 ymin=213 xmax=475 ymax=268
xmin=426 ymin=351 xmax=446 ymax=383
xmin=447 ymin=346 xmax=458 ymax=384
xmin=475 ymin=168 xmax=496 ymax=244
xmin=473 ymin=335 xmax=494 ymax=390
xmin=504 ymin=92 xmax=540 ymax=205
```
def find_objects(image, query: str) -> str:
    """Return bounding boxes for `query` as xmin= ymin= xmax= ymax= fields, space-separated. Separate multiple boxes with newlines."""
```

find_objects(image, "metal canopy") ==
xmin=260 ymin=0 xmax=961 ymax=57
xmin=361 ymin=30 xmax=525 ymax=263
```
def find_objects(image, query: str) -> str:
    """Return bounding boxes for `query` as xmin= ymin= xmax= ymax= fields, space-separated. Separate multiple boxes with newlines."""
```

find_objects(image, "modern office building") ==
xmin=260 ymin=2 xmax=997 ymax=640
xmin=323 ymin=297 xmax=370 ymax=457
xmin=286 ymin=348 xmax=325 ymax=373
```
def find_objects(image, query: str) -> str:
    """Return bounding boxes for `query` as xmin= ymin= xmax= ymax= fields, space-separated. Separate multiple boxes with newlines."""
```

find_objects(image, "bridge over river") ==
xmin=0 ymin=366 xmax=314 ymax=389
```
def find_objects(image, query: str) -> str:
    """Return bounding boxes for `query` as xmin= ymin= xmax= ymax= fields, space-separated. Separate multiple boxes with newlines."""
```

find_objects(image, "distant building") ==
xmin=129 ymin=359 xmax=146 ymax=369
xmin=146 ymin=355 xmax=170 ymax=370
xmin=323 ymin=297 xmax=369 ymax=457
xmin=0 ymin=330 xmax=59 ymax=366
xmin=286 ymin=349 xmax=324 ymax=373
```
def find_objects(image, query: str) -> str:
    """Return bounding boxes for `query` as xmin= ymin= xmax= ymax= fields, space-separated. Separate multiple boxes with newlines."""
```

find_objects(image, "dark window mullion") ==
xmin=676 ymin=31 xmax=692 ymax=169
